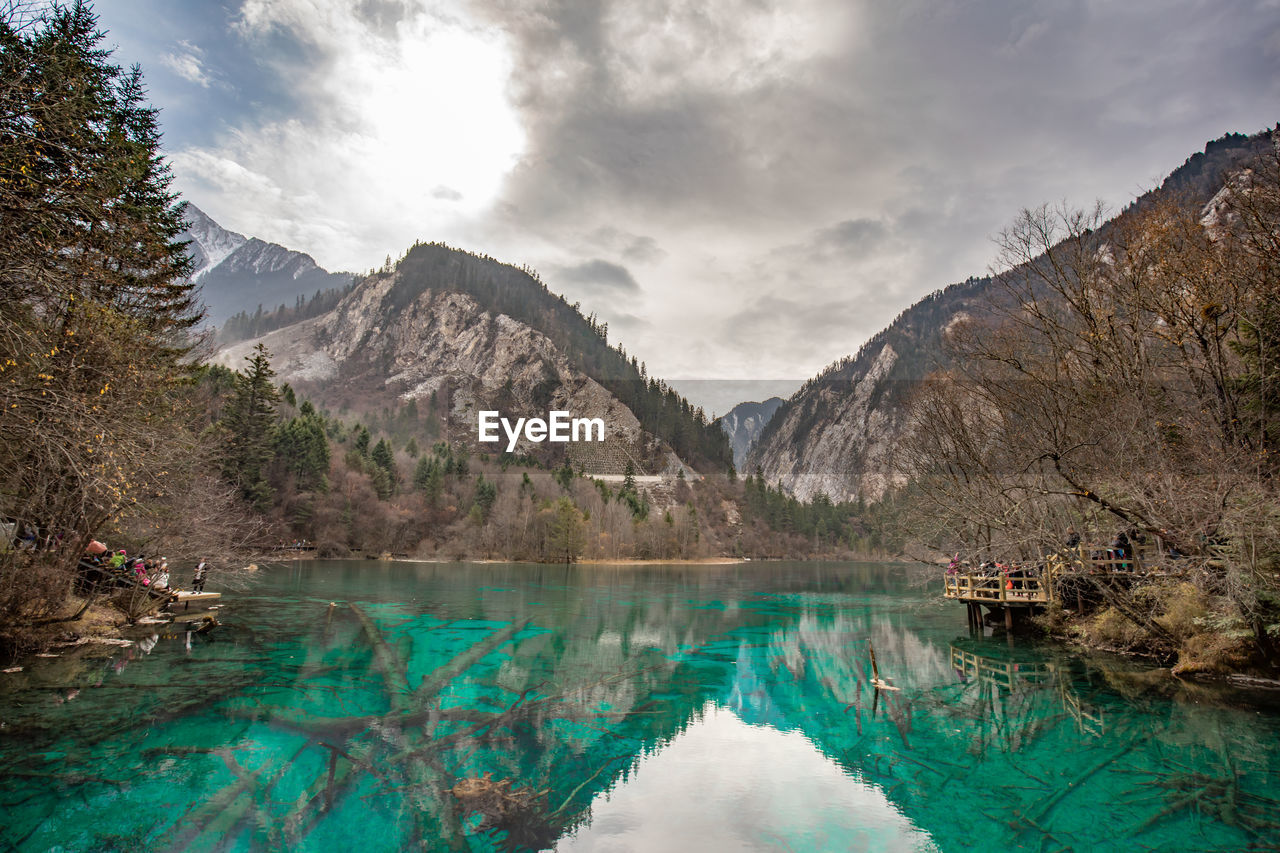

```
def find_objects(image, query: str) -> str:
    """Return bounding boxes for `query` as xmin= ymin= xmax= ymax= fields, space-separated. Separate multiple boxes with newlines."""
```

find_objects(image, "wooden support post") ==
xmin=1005 ymin=607 xmax=1014 ymax=631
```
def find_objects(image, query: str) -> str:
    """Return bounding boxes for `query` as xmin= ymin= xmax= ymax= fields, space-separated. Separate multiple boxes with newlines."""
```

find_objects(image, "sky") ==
xmin=94 ymin=0 xmax=1280 ymax=415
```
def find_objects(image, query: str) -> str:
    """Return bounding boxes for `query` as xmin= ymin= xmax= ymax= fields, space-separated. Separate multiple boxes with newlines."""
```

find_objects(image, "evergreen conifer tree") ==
xmin=222 ymin=344 xmax=279 ymax=510
xmin=1 ymin=1 xmax=208 ymax=625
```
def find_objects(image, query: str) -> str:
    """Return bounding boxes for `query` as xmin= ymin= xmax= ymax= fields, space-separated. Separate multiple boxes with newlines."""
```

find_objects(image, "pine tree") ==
xmin=1 ymin=2 xmax=206 ymax=620
xmin=413 ymin=455 xmax=435 ymax=491
xmin=473 ymin=474 xmax=497 ymax=518
xmin=548 ymin=497 xmax=585 ymax=563
xmin=413 ymin=455 xmax=444 ymax=504
xmin=354 ymin=425 xmax=371 ymax=456
xmin=222 ymin=344 xmax=280 ymax=510
xmin=371 ymin=437 xmax=395 ymax=474
xmin=274 ymin=413 xmax=330 ymax=491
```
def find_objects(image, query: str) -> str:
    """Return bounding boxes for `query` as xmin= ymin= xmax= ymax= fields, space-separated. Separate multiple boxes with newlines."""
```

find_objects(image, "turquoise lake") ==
xmin=1 ymin=560 xmax=1278 ymax=851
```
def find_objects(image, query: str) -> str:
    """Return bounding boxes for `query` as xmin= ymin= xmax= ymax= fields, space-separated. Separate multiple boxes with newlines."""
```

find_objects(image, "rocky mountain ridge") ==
xmin=718 ymin=397 xmax=784 ymax=470
xmin=213 ymin=244 xmax=731 ymax=476
xmin=180 ymin=204 xmax=353 ymax=325
xmin=748 ymin=129 xmax=1276 ymax=502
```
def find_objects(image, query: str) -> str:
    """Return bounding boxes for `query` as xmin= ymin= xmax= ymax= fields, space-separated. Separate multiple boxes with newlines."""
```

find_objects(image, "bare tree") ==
xmin=898 ymin=138 xmax=1280 ymax=659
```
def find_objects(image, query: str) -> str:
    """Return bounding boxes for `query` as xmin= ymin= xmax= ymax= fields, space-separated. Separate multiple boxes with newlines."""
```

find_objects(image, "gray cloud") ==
xmin=607 ymin=311 xmax=651 ymax=331
xmin=552 ymin=259 xmax=641 ymax=296
xmin=621 ymin=236 xmax=663 ymax=264
xmin=812 ymin=219 xmax=890 ymax=256
xmin=584 ymin=226 xmax=666 ymax=264
xmin=722 ymin=294 xmax=886 ymax=370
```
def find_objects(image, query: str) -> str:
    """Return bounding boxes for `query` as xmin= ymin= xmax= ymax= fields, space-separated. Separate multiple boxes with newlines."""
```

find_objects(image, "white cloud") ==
xmin=160 ymin=40 xmax=213 ymax=88
xmin=174 ymin=0 xmax=526 ymax=271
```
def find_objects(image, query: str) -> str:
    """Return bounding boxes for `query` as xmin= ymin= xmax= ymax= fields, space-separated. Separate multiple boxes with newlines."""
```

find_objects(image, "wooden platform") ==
xmin=945 ymin=572 xmax=1051 ymax=630
xmin=944 ymin=543 xmax=1166 ymax=630
xmin=944 ymin=573 xmax=1052 ymax=605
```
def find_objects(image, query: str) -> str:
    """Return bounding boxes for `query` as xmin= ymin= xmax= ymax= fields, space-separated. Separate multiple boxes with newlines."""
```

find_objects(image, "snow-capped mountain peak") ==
xmin=176 ymin=204 xmax=353 ymax=325
xmin=182 ymin=204 xmax=247 ymax=279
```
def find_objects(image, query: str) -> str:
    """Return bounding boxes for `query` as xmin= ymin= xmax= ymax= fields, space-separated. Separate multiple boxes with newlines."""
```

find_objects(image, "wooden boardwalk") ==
xmin=944 ymin=543 xmax=1169 ymax=630
xmin=944 ymin=572 xmax=1051 ymax=630
xmin=944 ymin=573 xmax=1053 ymax=605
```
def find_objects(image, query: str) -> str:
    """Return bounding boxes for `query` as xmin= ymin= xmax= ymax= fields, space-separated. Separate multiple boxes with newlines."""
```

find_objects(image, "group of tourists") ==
xmin=2 ymin=519 xmax=61 ymax=552
xmin=82 ymin=541 xmax=210 ymax=593
xmin=945 ymin=525 xmax=1165 ymax=580
xmin=946 ymin=555 xmax=1037 ymax=578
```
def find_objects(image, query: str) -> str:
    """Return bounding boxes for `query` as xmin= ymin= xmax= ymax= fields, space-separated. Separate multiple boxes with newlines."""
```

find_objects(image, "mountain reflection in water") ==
xmin=560 ymin=704 xmax=933 ymax=852
xmin=0 ymin=560 xmax=1277 ymax=852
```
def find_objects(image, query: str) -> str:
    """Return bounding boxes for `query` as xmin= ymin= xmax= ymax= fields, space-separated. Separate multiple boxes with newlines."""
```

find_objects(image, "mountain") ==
xmin=748 ymin=129 xmax=1275 ymax=502
xmin=718 ymin=397 xmax=784 ymax=471
xmin=180 ymin=204 xmax=353 ymax=325
xmin=182 ymin=203 xmax=246 ymax=276
xmin=214 ymin=242 xmax=733 ymax=475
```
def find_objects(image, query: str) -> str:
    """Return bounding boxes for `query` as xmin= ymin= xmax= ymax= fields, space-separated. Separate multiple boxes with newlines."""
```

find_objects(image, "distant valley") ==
xmin=717 ymin=397 xmax=784 ymax=471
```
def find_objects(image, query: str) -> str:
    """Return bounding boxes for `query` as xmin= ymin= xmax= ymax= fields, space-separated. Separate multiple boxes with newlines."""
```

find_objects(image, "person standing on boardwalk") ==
xmin=1110 ymin=530 xmax=1131 ymax=571
xmin=193 ymin=559 xmax=208 ymax=592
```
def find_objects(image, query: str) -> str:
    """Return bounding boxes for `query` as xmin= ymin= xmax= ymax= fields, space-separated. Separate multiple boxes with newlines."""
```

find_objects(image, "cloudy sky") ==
xmin=97 ymin=0 xmax=1279 ymax=413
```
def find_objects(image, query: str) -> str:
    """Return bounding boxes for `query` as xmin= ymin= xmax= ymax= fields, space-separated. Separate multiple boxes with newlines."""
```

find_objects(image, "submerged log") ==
xmin=414 ymin=617 xmax=534 ymax=702
xmin=350 ymin=603 xmax=412 ymax=712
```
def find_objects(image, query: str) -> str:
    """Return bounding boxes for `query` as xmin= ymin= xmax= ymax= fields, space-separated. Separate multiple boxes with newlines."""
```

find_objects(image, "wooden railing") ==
xmin=943 ymin=572 xmax=1054 ymax=604
xmin=945 ymin=543 xmax=1176 ymax=610
xmin=1045 ymin=545 xmax=1149 ymax=575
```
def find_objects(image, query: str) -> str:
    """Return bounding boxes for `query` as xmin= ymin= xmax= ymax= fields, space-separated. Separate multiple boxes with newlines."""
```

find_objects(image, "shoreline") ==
xmin=576 ymin=557 xmax=745 ymax=566
xmin=273 ymin=553 xmax=907 ymax=565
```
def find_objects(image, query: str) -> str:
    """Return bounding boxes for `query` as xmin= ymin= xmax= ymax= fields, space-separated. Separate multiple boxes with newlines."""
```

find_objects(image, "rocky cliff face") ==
xmin=718 ymin=397 xmax=783 ymax=471
xmin=180 ymin=204 xmax=352 ymax=325
xmin=748 ymin=343 xmax=911 ymax=501
xmin=748 ymin=130 xmax=1274 ymax=502
xmin=215 ymin=269 xmax=689 ymax=474
xmin=182 ymin=204 xmax=246 ymax=276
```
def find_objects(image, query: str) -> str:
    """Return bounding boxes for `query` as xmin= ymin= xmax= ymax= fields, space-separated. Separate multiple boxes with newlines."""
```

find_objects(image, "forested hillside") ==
xmin=219 ymin=282 xmax=357 ymax=344
xmin=390 ymin=243 xmax=734 ymax=472
xmin=751 ymin=130 xmax=1277 ymax=501
xmin=203 ymin=349 xmax=888 ymax=562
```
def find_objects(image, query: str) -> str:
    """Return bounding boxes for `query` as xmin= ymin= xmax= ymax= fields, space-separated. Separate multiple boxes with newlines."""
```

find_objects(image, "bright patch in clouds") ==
xmin=173 ymin=0 xmax=525 ymax=271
